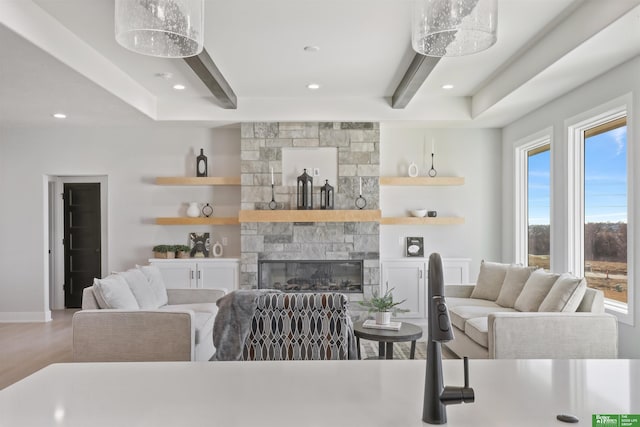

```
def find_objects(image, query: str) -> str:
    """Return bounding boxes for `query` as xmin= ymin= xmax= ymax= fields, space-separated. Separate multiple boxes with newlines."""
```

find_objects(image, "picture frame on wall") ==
xmin=189 ymin=232 xmax=211 ymax=258
xmin=405 ymin=237 xmax=424 ymax=257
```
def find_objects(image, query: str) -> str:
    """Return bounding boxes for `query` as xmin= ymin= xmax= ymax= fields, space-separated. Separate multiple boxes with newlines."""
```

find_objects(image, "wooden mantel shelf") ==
xmin=380 ymin=216 xmax=464 ymax=225
xmin=155 ymin=176 xmax=241 ymax=186
xmin=155 ymin=217 xmax=239 ymax=225
xmin=238 ymin=210 xmax=382 ymax=223
xmin=379 ymin=176 xmax=464 ymax=186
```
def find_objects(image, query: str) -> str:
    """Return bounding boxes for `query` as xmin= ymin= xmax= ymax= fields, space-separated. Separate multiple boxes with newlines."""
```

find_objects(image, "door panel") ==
xmin=64 ymin=183 xmax=101 ymax=308
xmin=381 ymin=261 xmax=425 ymax=319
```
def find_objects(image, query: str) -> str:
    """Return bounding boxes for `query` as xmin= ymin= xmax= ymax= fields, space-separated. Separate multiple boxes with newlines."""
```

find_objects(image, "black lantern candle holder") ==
xmin=196 ymin=148 xmax=208 ymax=177
xmin=320 ymin=180 xmax=334 ymax=210
xmin=297 ymin=168 xmax=313 ymax=210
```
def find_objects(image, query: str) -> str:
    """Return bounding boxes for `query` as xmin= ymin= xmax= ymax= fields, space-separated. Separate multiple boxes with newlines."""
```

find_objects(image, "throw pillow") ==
xmin=93 ymin=274 xmax=140 ymax=309
xmin=138 ymin=264 xmax=169 ymax=307
xmin=514 ymin=269 xmax=560 ymax=312
xmin=538 ymin=273 xmax=587 ymax=312
xmin=495 ymin=265 xmax=537 ymax=308
xmin=470 ymin=260 xmax=509 ymax=301
xmin=121 ymin=268 xmax=158 ymax=309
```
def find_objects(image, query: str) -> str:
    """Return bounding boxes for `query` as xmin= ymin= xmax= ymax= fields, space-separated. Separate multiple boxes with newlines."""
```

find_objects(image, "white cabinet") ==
xmin=380 ymin=258 xmax=471 ymax=320
xmin=149 ymin=258 xmax=239 ymax=290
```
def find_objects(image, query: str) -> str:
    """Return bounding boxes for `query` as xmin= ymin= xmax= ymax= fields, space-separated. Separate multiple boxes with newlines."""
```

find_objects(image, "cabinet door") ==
xmin=381 ymin=261 xmax=425 ymax=319
xmin=151 ymin=261 xmax=196 ymax=289
xmin=198 ymin=262 xmax=239 ymax=290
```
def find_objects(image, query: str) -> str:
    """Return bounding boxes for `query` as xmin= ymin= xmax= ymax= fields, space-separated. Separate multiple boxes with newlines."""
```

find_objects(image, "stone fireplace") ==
xmin=259 ymin=260 xmax=363 ymax=293
xmin=239 ymin=122 xmax=380 ymax=307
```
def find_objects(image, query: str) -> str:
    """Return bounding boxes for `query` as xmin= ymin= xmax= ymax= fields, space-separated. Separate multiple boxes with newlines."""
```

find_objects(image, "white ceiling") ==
xmin=0 ymin=0 xmax=639 ymax=128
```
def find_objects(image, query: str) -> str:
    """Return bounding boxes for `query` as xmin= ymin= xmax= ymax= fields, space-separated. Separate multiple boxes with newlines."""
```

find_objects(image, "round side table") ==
xmin=353 ymin=320 xmax=423 ymax=360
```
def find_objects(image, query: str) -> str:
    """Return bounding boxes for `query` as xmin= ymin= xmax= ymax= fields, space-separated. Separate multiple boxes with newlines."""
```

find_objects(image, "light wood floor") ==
xmin=0 ymin=310 xmax=76 ymax=390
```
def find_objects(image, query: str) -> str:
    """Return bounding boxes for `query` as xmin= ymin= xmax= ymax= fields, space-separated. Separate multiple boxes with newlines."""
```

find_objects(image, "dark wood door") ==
xmin=64 ymin=183 xmax=101 ymax=308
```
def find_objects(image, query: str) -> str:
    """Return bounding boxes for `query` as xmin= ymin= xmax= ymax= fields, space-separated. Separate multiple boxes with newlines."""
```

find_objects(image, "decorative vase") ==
xmin=375 ymin=311 xmax=392 ymax=325
xmin=186 ymin=202 xmax=200 ymax=218
xmin=408 ymin=162 xmax=419 ymax=177
xmin=196 ymin=148 xmax=208 ymax=177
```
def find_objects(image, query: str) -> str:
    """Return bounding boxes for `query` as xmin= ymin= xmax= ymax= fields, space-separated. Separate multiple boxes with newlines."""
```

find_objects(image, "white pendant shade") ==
xmin=115 ymin=0 xmax=204 ymax=58
xmin=412 ymin=0 xmax=497 ymax=57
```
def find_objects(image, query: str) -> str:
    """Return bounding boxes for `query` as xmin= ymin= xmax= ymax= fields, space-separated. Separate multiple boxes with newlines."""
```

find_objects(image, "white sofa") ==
xmin=443 ymin=262 xmax=618 ymax=359
xmin=72 ymin=265 xmax=227 ymax=362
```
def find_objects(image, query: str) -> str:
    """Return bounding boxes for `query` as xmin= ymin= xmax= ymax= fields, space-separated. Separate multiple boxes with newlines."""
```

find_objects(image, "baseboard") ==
xmin=0 ymin=310 xmax=52 ymax=323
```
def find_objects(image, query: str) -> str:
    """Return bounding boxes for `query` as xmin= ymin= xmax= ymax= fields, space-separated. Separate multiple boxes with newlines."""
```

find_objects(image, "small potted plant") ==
xmin=152 ymin=245 xmax=176 ymax=259
xmin=175 ymin=244 xmax=191 ymax=258
xmin=358 ymin=287 xmax=409 ymax=325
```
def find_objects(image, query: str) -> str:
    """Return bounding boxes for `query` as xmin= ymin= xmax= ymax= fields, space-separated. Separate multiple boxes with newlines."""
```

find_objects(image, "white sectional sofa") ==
xmin=444 ymin=261 xmax=618 ymax=359
xmin=72 ymin=265 xmax=227 ymax=362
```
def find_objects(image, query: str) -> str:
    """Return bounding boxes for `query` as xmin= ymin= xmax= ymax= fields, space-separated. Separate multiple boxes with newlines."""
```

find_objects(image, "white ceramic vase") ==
xmin=186 ymin=202 xmax=200 ymax=218
xmin=375 ymin=311 xmax=392 ymax=325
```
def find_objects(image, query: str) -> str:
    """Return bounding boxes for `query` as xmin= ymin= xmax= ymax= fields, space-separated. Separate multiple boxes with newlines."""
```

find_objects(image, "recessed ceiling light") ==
xmin=442 ymin=84 xmax=454 ymax=90
xmin=307 ymin=83 xmax=321 ymax=90
xmin=304 ymin=46 xmax=320 ymax=53
xmin=52 ymin=113 xmax=67 ymax=119
xmin=173 ymin=84 xmax=186 ymax=90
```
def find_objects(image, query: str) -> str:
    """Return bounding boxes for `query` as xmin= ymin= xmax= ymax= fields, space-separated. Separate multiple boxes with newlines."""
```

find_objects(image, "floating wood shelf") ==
xmin=379 ymin=176 xmax=464 ymax=186
xmin=155 ymin=217 xmax=239 ymax=225
xmin=380 ymin=216 xmax=464 ymax=225
xmin=238 ymin=210 xmax=382 ymax=223
xmin=155 ymin=176 xmax=241 ymax=186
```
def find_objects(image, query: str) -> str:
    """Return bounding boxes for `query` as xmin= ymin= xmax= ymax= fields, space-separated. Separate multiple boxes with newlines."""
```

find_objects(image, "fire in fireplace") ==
xmin=258 ymin=260 xmax=363 ymax=293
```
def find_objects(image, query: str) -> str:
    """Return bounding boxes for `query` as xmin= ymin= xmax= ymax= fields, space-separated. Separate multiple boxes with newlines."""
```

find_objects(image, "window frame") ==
xmin=567 ymin=95 xmax=634 ymax=325
xmin=514 ymin=129 xmax=553 ymax=267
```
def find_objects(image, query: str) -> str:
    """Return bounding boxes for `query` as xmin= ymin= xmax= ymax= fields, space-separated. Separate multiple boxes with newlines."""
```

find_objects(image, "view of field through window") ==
xmin=527 ymin=145 xmax=550 ymax=270
xmin=583 ymin=119 xmax=627 ymax=304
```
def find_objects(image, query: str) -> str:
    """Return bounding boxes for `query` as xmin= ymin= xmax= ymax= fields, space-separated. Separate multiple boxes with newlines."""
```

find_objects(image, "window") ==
xmin=527 ymin=144 xmax=551 ymax=269
xmin=515 ymin=131 xmax=551 ymax=268
xmin=568 ymin=98 xmax=632 ymax=324
xmin=583 ymin=117 xmax=628 ymax=305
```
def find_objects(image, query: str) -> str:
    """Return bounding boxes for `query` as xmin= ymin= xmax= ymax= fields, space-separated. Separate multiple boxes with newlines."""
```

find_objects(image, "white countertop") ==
xmin=1 ymin=359 xmax=638 ymax=426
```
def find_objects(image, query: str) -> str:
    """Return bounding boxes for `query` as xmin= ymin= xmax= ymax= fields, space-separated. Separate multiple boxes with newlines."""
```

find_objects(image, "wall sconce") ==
xmin=297 ymin=169 xmax=313 ymax=210
xmin=320 ymin=180 xmax=334 ymax=210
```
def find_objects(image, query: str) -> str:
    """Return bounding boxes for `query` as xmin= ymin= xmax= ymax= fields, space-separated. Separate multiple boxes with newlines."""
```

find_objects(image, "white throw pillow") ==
xmin=93 ymin=274 xmax=140 ymax=309
xmin=121 ymin=268 xmax=159 ymax=309
xmin=470 ymin=261 xmax=509 ymax=301
xmin=138 ymin=265 xmax=169 ymax=307
xmin=538 ymin=273 xmax=587 ymax=312
xmin=495 ymin=265 xmax=537 ymax=308
xmin=514 ymin=269 xmax=560 ymax=312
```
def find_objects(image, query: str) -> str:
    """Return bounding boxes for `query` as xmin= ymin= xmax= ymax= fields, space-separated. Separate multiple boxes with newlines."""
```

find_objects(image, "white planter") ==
xmin=375 ymin=311 xmax=392 ymax=325
xmin=186 ymin=202 xmax=200 ymax=218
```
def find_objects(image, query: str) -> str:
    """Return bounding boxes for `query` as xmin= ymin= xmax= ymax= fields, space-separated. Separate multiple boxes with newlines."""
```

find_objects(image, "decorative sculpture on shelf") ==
xmin=297 ymin=169 xmax=313 ymax=210
xmin=196 ymin=148 xmax=208 ymax=177
xmin=320 ymin=180 xmax=334 ymax=210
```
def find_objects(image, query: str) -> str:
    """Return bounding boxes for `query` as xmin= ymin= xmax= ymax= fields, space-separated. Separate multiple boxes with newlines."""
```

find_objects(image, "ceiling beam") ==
xmin=391 ymin=53 xmax=440 ymax=109
xmin=183 ymin=48 xmax=237 ymax=109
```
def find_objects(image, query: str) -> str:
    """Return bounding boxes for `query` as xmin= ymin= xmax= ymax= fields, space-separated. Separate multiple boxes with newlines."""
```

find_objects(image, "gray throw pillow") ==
xmin=514 ymin=269 xmax=560 ymax=312
xmin=538 ymin=273 xmax=587 ymax=312
xmin=470 ymin=261 xmax=509 ymax=301
xmin=495 ymin=265 xmax=537 ymax=308
xmin=93 ymin=274 xmax=140 ymax=309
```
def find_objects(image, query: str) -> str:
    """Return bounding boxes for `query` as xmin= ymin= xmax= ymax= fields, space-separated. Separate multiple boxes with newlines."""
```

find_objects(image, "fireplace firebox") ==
xmin=258 ymin=260 xmax=363 ymax=293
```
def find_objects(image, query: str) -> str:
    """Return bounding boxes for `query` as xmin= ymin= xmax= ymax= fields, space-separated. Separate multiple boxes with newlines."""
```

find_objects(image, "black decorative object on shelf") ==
xmin=269 ymin=184 xmax=277 ymax=210
xmin=296 ymin=168 xmax=313 ymax=210
xmin=427 ymin=210 xmax=437 ymax=217
xmin=196 ymin=148 xmax=208 ymax=177
xmin=201 ymin=203 xmax=213 ymax=217
xmin=320 ymin=180 xmax=334 ymax=210
xmin=428 ymin=152 xmax=437 ymax=177
xmin=355 ymin=196 xmax=367 ymax=210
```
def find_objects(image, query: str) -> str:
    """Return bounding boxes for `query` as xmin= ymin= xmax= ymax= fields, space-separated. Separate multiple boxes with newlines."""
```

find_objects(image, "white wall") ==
xmin=380 ymin=126 xmax=503 ymax=280
xmin=502 ymin=56 xmax=640 ymax=358
xmin=0 ymin=125 xmax=240 ymax=321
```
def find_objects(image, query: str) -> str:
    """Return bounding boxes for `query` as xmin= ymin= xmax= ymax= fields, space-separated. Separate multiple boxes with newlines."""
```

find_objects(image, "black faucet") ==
xmin=423 ymin=253 xmax=475 ymax=425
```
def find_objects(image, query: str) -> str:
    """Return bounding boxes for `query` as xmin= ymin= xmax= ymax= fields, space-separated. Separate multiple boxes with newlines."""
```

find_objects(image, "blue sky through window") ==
xmin=584 ymin=126 xmax=627 ymax=223
xmin=528 ymin=149 xmax=550 ymax=225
